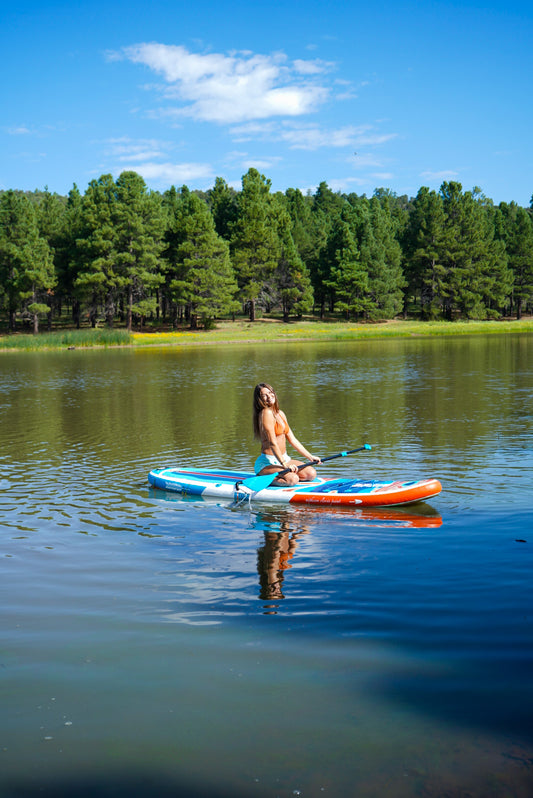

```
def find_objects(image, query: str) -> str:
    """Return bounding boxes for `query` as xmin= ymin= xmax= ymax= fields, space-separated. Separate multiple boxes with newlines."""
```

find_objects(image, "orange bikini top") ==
xmin=274 ymin=416 xmax=289 ymax=436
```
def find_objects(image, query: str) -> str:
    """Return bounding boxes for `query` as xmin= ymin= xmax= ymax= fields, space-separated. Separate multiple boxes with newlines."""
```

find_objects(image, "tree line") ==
xmin=1 ymin=168 xmax=532 ymax=334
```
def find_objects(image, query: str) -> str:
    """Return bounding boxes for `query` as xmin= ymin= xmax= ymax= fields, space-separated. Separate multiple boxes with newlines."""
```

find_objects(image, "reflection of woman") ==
xmin=255 ymin=511 xmax=311 ymax=605
xmin=253 ymin=383 xmax=320 ymax=486
xmin=257 ymin=531 xmax=303 ymax=602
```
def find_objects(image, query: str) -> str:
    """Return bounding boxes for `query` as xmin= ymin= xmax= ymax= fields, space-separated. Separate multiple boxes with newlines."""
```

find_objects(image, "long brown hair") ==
xmin=253 ymin=383 xmax=279 ymax=439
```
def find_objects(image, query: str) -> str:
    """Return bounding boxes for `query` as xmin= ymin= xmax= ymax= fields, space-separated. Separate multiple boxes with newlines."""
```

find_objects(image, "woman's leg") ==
xmin=287 ymin=459 xmax=317 ymax=482
xmin=258 ymin=464 xmax=299 ymax=486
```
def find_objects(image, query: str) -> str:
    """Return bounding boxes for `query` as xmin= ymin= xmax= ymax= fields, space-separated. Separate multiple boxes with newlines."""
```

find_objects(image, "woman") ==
xmin=253 ymin=383 xmax=321 ymax=486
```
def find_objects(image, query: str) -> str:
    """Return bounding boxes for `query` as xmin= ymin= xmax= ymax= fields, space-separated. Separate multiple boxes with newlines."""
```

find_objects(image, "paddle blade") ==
xmin=241 ymin=472 xmax=278 ymax=492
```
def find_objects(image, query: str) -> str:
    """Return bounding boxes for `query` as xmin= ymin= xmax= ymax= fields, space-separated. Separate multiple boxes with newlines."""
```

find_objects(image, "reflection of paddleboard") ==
xmin=149 ymin=487 xmax=443 ymax=529
xmin=281 ymin=503 xmax=443 ymax=528
xmin=148 ymin=467 xmax=442 ymax=508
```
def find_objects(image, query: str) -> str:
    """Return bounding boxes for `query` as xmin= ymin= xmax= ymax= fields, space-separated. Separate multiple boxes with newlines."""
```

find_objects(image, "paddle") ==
xmin=241 ymin=444 xmax=372 ymax=492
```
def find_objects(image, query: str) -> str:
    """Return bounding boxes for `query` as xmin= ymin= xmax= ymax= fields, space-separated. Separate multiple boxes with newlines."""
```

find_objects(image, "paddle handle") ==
xmin=277 ymin=444 xmax=372 ymax=477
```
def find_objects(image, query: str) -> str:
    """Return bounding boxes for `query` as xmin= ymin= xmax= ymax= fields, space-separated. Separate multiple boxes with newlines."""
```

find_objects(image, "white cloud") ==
xmin=292 ymin=58 xmax=334 ymax=75
xmin=6 ymin=125 xmax=32 ymax=135
xmin=222 ymin=149 xmax=282 ymax=173
xmin=420 ymin=170 xmax=459 ymax=180
xmin=118 ymin=161 xmax=214 ymax=185
xmin=336 ymin=89 xmax=359 ymax=101
xmin=6 ymin=122 xmax=67 ymax=138
xmin=117 ymin=43 xmax=330 ymax=124
xmin=241 ymin=157 xmax=282 ymax=171
xmin=102 ymin=137 xmax=213 ymax=186
xmin=354 ymin=132 xmax=397 ymax=146
xmin=224 ymin=149 xmax=249 ymax=161
xmin=349 ymin=153 xmax=385 ymax=168
xmin=230 ymin=121 xmax=396 ymax=152
xmin=229 ymin=122 xmax=277 ymax=141
xmin=106 ymin=137 xmax=168 ymax=162
xmin=326 ymin=177 xmax=368 ymax=192
xmin=334 ymin=78 xmax=359 ymax=101
xmin=279 ymin=125 xmax=361 ymax=150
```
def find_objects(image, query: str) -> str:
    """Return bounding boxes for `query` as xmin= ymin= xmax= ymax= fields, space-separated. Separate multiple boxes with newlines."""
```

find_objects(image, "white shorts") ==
xmin=254 ymin=451 xmax=291 ymax=474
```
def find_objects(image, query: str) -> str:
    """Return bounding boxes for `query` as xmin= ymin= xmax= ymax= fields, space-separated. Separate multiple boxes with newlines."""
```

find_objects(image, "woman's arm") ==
xmin=286 ymin=426 xmax=321 ymax=464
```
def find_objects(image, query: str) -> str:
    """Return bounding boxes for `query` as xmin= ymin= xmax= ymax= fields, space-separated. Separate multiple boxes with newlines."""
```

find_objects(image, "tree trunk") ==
xmin=126 ymin=286 xmax=133 ymax=332
xmin=249 ymin=299 xmax=256 ymax=322
xmin=105 ymin=293 xmax=114 ymax=328
xmin=73 ymin=300 xmax=81 ymax=329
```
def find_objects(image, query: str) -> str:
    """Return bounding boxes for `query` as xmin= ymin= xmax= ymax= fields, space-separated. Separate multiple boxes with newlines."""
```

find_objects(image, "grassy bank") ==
xmin=132 ymin=317 xmax=533 ymax=347
xmin=1 ymin=317 xmax=532 ymax=352
xmin=0 ymin=328 xmax=132 ymax=351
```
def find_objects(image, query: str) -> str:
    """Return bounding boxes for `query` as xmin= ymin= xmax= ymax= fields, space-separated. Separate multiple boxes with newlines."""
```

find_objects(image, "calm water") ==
xmin=1 ymin=335 xmax=532 ymax=798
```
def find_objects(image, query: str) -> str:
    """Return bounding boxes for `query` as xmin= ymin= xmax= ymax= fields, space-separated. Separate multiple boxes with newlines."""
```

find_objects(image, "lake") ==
xmin=1 ymin=334 xmax=532 ymax=797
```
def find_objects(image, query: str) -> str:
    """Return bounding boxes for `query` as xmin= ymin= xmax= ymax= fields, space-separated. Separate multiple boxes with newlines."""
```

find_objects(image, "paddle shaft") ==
xmin=240 ymin=444 xmax=371 ymax=492
xmin=275 ymin=445 xmax=371 ymax=478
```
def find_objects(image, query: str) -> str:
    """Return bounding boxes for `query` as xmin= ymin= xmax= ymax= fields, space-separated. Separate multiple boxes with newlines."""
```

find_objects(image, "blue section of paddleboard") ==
xmin=149 ymin=467 xmax=354 ymax=495
xmin=307 ymin=478 xmax=419 ymax=494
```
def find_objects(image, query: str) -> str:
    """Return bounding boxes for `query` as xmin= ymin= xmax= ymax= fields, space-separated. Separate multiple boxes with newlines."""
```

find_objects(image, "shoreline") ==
xmin=1 ymin=317 xmax=532 ymax=352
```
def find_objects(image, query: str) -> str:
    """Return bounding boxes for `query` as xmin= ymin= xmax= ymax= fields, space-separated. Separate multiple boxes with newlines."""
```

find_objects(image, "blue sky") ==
xmin=2 ymin=0 xmax=532 ymax=204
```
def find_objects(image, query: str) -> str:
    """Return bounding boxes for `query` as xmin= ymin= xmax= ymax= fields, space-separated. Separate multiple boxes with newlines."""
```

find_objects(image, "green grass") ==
xmin=131 ymin=317 xmax=533 ymax=347
xmin=1 ymin=317 xmax=532 ymax=352
xmin=0 ymin=328 xmax=132 ymax=351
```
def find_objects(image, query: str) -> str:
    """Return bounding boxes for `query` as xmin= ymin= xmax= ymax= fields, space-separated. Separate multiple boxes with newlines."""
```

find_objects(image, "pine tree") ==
xmin=161 ymin=186 xmax=194 ymax=326
xmin=0 ymin=190 xmax=55 ymax=333
xmin=113 ymin=171 xmax=166 ymax=332
xmin=364 ymin=196 xmax=405 ymax=319
xmin=473 ymin=197 xmax=512 ymax=318
xmin=284 ymin=188 xmax=314 ymax=265
xmin=56 ymin=185 xmax=85 ymax=327
xmin=75 ymin=173 xmax=165 ymax=330
xmin=75 ymin=174 xmax=119 ymax=327
xmin=310 ymin=183 xmax=346 ymax=316
xmin=439 ymin=183 xmax=510 ymax=319
xmin=36 ymin=188 xmax=68 ymax=328
xmin=208 ymin=177 xmax=238 ymax=241
xmin=313 ymin=181 xmax=345 ymax=218
xmin=323 ymin=209 xmax=369 ymax=319
xmin=230 ymin=169 xmax=279 ymax=321
xmin=171 ymin=193 xmax=239 ymax=328
xmin=497 ymin=202 xmax=533 ymax=318
xmin=271 ymin=196 xmax=313 ymax=321
xmin=404 ymin=187 xmax=447 ymax=318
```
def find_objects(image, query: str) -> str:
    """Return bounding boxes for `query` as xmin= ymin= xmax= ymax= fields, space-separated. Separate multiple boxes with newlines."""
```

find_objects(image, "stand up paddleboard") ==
xmin=148 ymin=466 xmax=442 ymax=508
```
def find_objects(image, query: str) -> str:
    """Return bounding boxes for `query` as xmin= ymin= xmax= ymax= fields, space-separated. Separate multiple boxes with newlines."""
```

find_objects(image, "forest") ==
xmin=1 ymin=168 xmax=532 ymax=334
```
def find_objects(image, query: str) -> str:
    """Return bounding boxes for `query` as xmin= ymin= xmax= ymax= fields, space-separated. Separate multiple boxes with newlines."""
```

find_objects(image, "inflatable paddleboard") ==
xmin=148 ymin=467 xmax=442 ymax=507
